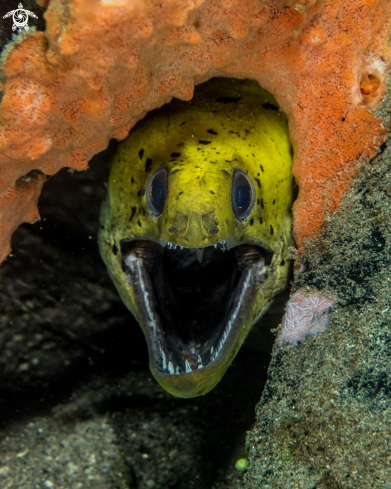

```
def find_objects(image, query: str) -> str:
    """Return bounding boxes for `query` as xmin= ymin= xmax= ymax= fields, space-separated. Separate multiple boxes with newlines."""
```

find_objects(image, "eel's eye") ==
xmin=232 ymin=169 xmax=256 ymax=220
xmin=146 ymin=167 xmax=168 ymax=215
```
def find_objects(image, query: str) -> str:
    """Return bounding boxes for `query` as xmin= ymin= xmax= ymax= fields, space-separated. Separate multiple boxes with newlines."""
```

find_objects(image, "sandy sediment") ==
xmin=245 ymin=78 xmax=391 ymax=488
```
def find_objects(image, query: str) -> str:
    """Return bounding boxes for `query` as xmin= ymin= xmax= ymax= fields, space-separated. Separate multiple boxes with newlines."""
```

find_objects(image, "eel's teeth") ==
xmin=161 ymin=350 xmax=167 ymax=370
xmin=197 ymin=248 xmax=204 ymax=264
xmin=166 ymin=242 xmax=178 ymax=250
xmin=211 ymin=346 xmax=214 ymax=356
xmin=218 ymin=241 xmax=226 ymax=252
xmin=175 ymin=366 xmax=180 ymax=374
xmin=168 ymin=361 xmax=175 ymax=375
xmin=185 ymin=359 xmax=192 ymax=373
xmin=197 ymin=355 xmax=203 ymax=369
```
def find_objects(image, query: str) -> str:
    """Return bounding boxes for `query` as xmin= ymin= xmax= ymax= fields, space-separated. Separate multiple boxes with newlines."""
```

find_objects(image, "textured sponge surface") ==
xmin=0 ymin=0 xmax=390 ymax=261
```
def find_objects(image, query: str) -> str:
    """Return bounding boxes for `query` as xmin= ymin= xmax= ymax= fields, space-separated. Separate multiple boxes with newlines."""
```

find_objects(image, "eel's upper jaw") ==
xmin=121 ymin=239 xmax=271 ymax=398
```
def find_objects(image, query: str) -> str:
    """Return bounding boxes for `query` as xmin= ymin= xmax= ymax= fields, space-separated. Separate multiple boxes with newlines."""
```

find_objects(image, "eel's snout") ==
xmin=160 ymin=210 xmax=229 ymax=251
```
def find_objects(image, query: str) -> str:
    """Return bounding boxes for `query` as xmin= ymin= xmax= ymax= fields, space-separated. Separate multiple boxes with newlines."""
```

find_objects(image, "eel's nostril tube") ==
xmin=168 ymin=226 xmax=179 ymax=234
xmin=208 ymin=227 xmax=219 ymax=235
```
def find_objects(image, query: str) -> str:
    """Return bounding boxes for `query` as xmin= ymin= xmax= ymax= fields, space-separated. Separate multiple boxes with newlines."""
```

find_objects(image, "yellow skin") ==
xmin=99 ymin=78 xmax=294 ymax=398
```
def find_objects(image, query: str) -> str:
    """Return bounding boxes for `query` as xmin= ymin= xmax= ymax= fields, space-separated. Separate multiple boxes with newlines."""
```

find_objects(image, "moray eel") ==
xmin=98 ymin=78 xmax=294 ymax=398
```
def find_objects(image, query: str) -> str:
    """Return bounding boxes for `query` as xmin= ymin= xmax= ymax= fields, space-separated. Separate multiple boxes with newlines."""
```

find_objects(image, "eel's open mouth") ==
xmin=120 ymin=240 xmax=271 ymax=376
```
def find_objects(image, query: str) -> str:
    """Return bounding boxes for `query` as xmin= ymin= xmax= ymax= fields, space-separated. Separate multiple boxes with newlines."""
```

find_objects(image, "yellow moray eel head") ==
xmin=99 ymin=78 xmax=294 ymax=398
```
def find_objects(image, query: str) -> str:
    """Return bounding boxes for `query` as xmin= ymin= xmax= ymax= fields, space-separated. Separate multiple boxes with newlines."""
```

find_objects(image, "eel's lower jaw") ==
xmin=120 ymin=240 xmax=270 ymax=397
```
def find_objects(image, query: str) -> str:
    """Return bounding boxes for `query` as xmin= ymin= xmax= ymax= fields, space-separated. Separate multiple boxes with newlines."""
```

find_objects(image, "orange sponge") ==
xmin=0 ymin=0 xmax=389 ymax=259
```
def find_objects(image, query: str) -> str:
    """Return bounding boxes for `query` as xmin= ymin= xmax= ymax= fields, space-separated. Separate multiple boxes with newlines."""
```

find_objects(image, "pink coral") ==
xmin=277 ymin=288 xmax=335 ymax=346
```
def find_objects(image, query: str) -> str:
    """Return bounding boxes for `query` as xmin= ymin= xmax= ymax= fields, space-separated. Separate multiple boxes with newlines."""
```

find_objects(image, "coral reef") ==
xmin=0 ymin=0 xmax=390 ymax=261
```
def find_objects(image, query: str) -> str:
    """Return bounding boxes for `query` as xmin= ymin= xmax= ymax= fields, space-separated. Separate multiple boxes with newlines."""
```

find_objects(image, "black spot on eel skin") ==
xmin=262 ymin=102 xmax=279 ymax=111
xmin=129 ymin=206 xmax=137 ymax=222
xmin=145 ymin=158 xmax=152 ymax=172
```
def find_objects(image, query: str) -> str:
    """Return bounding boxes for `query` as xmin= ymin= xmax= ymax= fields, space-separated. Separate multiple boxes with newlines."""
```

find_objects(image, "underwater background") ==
xmin=0 ymin=142 xmax=287 ymax=489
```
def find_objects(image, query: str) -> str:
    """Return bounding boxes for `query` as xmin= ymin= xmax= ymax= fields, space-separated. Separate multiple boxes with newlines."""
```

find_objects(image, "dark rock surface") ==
xmin=0 ymin=142 xmax=280 ymax=489
xmin=244 ymin=89 xmax=391 ymax=487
